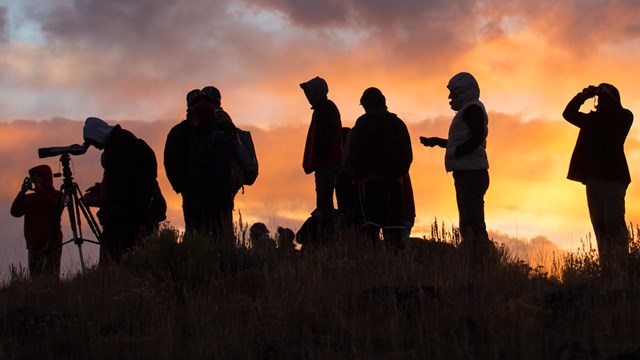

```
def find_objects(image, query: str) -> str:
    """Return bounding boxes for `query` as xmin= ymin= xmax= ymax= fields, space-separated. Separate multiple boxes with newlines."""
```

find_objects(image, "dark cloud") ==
xmin=0 ymin=6 xmax=7 ymax=43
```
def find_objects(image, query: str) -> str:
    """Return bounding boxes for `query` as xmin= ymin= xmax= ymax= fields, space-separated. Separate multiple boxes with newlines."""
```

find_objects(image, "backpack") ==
xmin=230 ymin=128 xmax=259 ymax=193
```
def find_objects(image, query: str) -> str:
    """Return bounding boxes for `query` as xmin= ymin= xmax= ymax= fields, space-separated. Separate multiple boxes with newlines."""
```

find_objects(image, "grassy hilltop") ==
xmin=1 ymin=222 xmax=640 ymax=359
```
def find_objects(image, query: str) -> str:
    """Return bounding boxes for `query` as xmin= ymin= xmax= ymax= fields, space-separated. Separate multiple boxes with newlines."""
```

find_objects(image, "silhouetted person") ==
xmin=10 ymin=165 xmax=63 ymax=278
xmin=343 ymin=87 xmax=412 ymax=249
xmin=202 ymin=85 xmax=237 ymax=238
xmin=300 ymin=76 xmax=343 ymax=242
xmin=83 ymin=117 xmax=163 ymax=263
xmin=336 ymin=127 xmax=361 ymax=230
xmin=249 ymin=222 xmax=276 ymax=256
xmin=563 ymin=83 xmax=633 ymax=271
xmin=276 ymin=226 xmax=297 ymax=257
xmin=182 ymin=98 xmax=234 ymax=243
xmin=420 ymin=72 xmax=491 ymax=255
xmin=166 ymin=88 xmax=237 ymax=242
xmin=164 ymin=89 xmax=202 ymax=221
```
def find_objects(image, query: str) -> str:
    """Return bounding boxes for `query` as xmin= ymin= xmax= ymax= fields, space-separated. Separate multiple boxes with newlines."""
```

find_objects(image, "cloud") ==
xmin=2 ymin=106 xmax=640 ymax=276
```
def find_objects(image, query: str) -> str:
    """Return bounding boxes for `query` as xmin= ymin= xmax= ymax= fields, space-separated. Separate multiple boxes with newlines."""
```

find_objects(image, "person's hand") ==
xmin=20 ymin=177 xmax=33 ymax=193
xmin=85 ymin=182 xmax=101 ymax=195
xmin=420 ymin=136 xmax=444 ymax=147
xmin=581 ymin=85 xmax=599 ymax=98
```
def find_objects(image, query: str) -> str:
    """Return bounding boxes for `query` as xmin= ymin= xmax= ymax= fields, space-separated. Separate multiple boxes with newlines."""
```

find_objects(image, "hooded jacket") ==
xmin=445 ymin=72 xmax=489 ymax=172
xmin=343 ymin=88 xmax=412 ymax=181
xmin=10 ymin=165 xmax=62 ymax=249
xmin=301 ymin=77 xmax=343 ymax=174
xmin=563 ymin=84 xmax=633 ymax=184
xmin=100 ymin=125 xmax=161 ymax=224
xmin=83 ymin=117 xmax=114 ymax=147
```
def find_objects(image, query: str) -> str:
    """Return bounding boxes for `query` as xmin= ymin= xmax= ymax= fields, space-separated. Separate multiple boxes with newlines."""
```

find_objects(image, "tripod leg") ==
xmin=74 ymin=183 xmax=102 ymax=240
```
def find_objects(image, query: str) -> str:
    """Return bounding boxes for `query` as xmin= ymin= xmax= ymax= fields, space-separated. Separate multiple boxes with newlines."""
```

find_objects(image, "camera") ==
xmin=38 ymin=144 xmax=88 ymax=159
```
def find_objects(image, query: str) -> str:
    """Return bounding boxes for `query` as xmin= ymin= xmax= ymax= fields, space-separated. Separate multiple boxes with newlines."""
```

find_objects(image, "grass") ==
xmin=1 ymin=221 xmax=640 ymax=359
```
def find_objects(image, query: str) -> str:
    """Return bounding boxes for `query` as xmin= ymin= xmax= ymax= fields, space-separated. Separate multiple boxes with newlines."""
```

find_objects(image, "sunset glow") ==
xmin=1 ymin=1 xmax=640 ymax=275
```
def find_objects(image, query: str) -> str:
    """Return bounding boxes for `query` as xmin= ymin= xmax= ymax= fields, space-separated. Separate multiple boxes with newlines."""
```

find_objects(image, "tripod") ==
xmin=45 ymin=153 xmax=102 ymax=272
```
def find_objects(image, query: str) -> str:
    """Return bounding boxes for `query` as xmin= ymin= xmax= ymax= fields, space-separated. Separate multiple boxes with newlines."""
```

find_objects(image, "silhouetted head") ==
xmin=29 ymin=164 xmax=54 ymax=191
xmin=83 ymin=117 xmax=114 ymax=150
xmin=277 ymin=226 xmax=295 ymax=245
xmin=595 ymin=83 xmax=622 ymax=111
xmin=186 ymin=89 xmax=208 ymax=108
xmin=202 ymin=86 xmax=222 ymax=107
xmin=360 ymin=87 xmax=387 ymax=113
xmin=189 ymin=101 xmax=217 ymax=128
xmin=447 ymin=72 xmax=480 ymax=111
xmin=300 ymin=76 xmax=329 ymax=108
xmin=250 ymin=222 xmax=270 ymax=242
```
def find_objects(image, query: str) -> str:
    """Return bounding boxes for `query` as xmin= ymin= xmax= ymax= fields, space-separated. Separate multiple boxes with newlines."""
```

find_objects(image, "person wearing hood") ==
xmin=300 ymin=76 xmax=343 ymax=242
xmin=343 ymin=87 xmax=412 ymax=249
xmin=10 ymin=165 xmax=63 ymax=277
xmin=563 ymin=83 xmax=633 ymax=272
xmin=420 ymin=72 xmax=491 ymax=255
xmin=83 ymin=117 xmax=165 ymax=263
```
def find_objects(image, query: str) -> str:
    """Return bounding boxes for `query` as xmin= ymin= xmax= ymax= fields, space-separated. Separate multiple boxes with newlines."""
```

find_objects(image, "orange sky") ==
xmin=1 ymin=1 xmax=640 ymax=276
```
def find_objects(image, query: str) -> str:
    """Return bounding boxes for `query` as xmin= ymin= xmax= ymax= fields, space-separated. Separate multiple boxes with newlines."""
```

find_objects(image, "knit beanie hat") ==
xmin=202 ymin=86 xmax=222 ymax=106
xmin=83 ymin=117 xmax=114 ymax=147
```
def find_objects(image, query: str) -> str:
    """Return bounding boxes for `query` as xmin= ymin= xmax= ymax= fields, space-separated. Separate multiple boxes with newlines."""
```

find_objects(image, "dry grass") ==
xmin=2 ymin=221 xmax=640 ymax=359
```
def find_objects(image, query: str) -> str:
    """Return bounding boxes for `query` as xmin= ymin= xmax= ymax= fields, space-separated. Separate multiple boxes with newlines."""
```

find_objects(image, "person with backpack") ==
xmin=182 ymin=97 xmax=234 ymax=243
xmin=10 ymin=165 xmax=63 ymax=277
xmin=420 ymin=72 xmax=491 ymax=257
xmin=83 ymin=117 xmax=165 ymax=264
xmin=343 ymin=87 xmax=412 ymax=249
xmin=300 ymin=76 xmax=343 ymax=242
xmin=201 ymin=85 xmax=258 ymax=195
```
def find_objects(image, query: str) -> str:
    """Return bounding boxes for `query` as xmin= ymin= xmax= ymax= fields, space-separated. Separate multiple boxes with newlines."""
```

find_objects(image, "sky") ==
xmin=1 ymin=0 xmax=640 ymax=277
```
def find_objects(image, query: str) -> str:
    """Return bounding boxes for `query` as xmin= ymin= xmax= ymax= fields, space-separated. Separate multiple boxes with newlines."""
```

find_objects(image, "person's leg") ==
xmin=454 ymin=170 xmax=489 ymax=241
xmin=315 ymin=165 xmax=340 ymax=240
xmin=586 ymin=178 xmax=607 ymax=252
xmin=28 ymin=248 xmax=44 ymax=278
xmin=454 ymin=170 xmax=491 ymax=261
xmin=602 ymin=179 xmax=629 ymax=272
xmin=43 ymin=246 xmax=63 ymax=278
xmin=359 ymin=181 xmax=384 ymax=245
xmin=381 ymin=180 xmax=405 ymax=250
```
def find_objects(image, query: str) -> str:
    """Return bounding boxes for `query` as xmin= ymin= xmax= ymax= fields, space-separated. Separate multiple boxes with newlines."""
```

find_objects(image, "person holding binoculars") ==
xmin=563 ymin=83 xmax=634 ymax=274
xmin=10 ymin=165 xmax=63 ymax=278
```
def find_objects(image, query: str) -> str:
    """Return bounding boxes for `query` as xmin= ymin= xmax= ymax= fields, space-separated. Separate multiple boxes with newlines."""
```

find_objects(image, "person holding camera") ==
xmin=420 ymin=72 xmax=492 ymax=259
xmin=563 ymin=83 xmax=633 ymax=272
xmin=10 ymin=165 xmax=63 ymax=278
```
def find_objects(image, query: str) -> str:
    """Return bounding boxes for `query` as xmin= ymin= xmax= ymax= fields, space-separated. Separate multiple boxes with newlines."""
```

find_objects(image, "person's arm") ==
xmin=164 ymin=124 xmax=186 ymax=194
xmin=562 ymin=91 xmax=592 ymax=128
xmin=10 ymin=179 xmax=31 ymax=217
xmin=420 ymin=136 xmax=447 ymax=148
xmin=455 ymin=105 xmax=485 ymax=157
